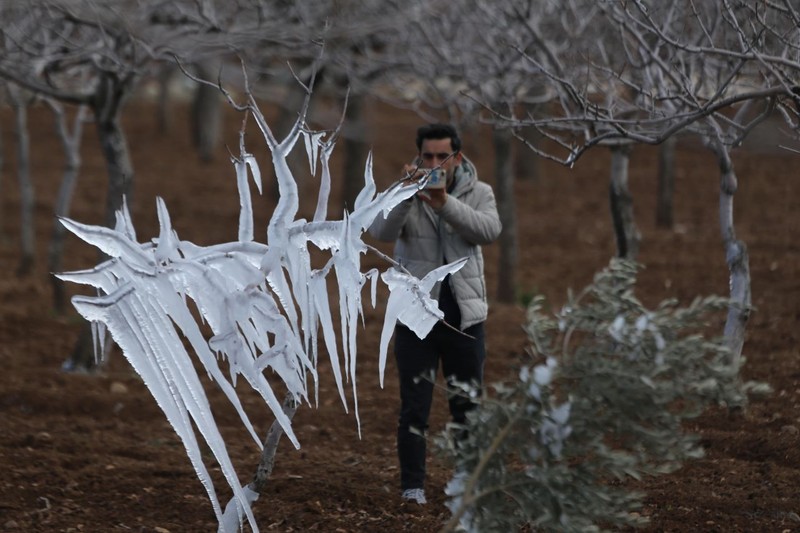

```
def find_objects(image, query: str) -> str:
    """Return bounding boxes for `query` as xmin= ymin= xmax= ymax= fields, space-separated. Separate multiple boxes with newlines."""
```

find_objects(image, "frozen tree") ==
xmin=438 ymin=260 xmax=756 ymax=532
xmin=58 ymin=71 xmax=467 ymax=532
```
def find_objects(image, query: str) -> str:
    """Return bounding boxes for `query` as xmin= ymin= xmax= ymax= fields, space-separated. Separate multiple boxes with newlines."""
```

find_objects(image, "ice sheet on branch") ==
xmin=378 ymin=259 xmax=467 ymax=386
xmin=58 ymin=106 xmax=460 ymax=533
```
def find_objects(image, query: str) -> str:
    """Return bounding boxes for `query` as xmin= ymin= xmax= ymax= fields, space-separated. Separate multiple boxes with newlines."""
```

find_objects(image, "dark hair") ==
xmin=415 ymin=123 xmax=462 ymax=153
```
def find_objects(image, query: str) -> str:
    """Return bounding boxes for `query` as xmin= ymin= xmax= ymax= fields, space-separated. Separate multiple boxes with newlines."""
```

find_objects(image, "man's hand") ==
xmin=418 ymin=187 xmax=447 ymax=210
xmin=401 ymin=163 xmax=420 ymax=181
xmin=401 ymin=163 xmax=448 ymax=210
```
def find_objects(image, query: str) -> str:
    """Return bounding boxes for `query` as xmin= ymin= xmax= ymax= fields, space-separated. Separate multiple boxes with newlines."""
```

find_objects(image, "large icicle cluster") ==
xmin=58 ymin=100 xmax=463 ymax=532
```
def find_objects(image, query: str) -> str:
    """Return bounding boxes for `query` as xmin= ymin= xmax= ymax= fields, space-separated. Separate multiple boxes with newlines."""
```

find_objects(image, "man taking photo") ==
xmin=369 ymin=123 xmax=502 ymax=505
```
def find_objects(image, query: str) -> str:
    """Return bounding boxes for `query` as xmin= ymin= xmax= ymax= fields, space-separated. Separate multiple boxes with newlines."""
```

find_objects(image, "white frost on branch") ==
xmin=57 ymin=102 xmax=463 ymax=532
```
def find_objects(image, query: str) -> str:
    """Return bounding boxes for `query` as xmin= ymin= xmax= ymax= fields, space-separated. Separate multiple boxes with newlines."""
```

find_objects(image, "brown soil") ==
xmin=1 ymin=97 xmax=798 ymax=533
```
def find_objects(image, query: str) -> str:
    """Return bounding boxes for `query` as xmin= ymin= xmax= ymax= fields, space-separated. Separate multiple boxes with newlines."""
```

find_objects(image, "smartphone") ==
xmin=424 ymin=168 xmax=446 ymax=189
xmin=412 ymin=157 xmax=446 ymax=189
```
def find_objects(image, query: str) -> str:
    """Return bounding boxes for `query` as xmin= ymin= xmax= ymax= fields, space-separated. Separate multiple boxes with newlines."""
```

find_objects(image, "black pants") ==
xmin=394 ymin=319 xmax=486 ymax=490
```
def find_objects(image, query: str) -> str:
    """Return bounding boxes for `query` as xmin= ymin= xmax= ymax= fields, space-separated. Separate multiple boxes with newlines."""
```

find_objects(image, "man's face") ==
xmin=419 ymin=138 xmax=462 ymax=186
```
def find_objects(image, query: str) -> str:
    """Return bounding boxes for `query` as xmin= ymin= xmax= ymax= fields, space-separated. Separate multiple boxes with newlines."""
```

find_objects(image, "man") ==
xmin=369 ymin=123 xmax=502 ymax=505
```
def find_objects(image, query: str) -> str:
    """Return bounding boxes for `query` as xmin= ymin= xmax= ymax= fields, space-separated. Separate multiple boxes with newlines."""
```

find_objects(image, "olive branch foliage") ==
xmin=438 ymin=259 xmax=763 ymax=532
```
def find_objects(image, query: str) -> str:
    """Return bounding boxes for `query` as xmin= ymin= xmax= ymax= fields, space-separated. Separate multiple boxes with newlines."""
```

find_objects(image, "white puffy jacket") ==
xmin=369 ymin=157 xmax=502 ymax=330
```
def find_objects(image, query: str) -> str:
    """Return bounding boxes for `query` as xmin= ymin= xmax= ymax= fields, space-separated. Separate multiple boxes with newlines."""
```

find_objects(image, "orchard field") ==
xmin=1 ymin=96 xmax=799 ymax=532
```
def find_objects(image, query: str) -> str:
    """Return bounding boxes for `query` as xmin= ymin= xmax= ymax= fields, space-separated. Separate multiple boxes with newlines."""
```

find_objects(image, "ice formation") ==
xmin=58 ymin=98 xmax=464 ymax=532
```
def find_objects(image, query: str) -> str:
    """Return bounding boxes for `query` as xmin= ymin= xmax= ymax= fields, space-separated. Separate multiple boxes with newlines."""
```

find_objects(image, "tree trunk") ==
xmin=609 ymin=144 xmax=640 ymax=260
xmin=94 ymin=85 xmax=135 ymax=229
xmin=712 ymin=142 xmax=750 ymax=366
xmin=219 ymin=393 xmax=297 ymax=527
xmin=0 ymin=107 xmax=5 ymax=241
xmin=656 ymin=135 xmax=676 ymax=228
xmin=493 ymin=127 xmax=517 ymax=304
xmin=10 ymin=91 xmax=34 ymax=276
xmin=66 ymin=74 xmax=134 ymax=371
xmin=190 ymin=60 xmax=222 ymax=162
xmin=47 ymin=103 xmax=86 ymax=313
xmin=514 ymin=120 xmax=542 ymax=183
xmin=249 ymin=393 xmax=299 ymax=493
xmin=156 ymin=64 xmax=174 ymax=135
xmin=342 ymin=93 xmax=368 ymax=213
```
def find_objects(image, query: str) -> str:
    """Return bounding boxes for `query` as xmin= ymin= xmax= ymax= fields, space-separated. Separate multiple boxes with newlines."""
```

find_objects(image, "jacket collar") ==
xmin=451 ymin=156 xmax=478 ymax=198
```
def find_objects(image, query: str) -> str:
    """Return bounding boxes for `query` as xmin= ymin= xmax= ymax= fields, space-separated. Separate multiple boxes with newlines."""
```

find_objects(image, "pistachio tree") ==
xmin=471 ymin=0 xmax=800 ymax=364
xmin=0 ymin=0 xmax=341 ymax=366
xmin=342 ymin=0 xmax=557 ymax=303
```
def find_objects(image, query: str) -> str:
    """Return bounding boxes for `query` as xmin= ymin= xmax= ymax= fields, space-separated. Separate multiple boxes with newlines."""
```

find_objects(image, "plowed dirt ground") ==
xmin=1 ymin=97 xmax=798 ymax=532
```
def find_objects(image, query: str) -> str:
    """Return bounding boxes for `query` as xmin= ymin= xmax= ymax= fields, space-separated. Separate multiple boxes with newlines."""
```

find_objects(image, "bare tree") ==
xmin=472 ymin=0 xmax=800 ymax=365
xmin=608 ymin=143 xmax=640 ymax=259
xmin=347 ymin=0 xmax=553 ymax=303
xmin=272 ymin=1 xmax=413 ymax=213
xmin=492 ymin=127 xmax=518 ymax=301
xmin=656 ymin=135 xmax=677 ymax=229
xmin=0 ymin=0 xmax=338 ymax=368
xmin=5 ymin=84 xmax=35 ymax=276
xmin=0 ymin=85 xmax=5 ymax=240
xmin=0 ymin=3 xmax=141 ymax=249
xmin=341 ymin=90 xmax=369 ymax=211
xmin=189 ymin=59 xmax=224 ymax=162
xmin=46 ymin=100 xmax=88 ymax=313
xmin=0 ymin=3 xmax=145 ymax=367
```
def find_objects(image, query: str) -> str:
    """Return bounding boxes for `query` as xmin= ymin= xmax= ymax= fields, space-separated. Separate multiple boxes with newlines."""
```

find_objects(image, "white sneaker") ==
xmin=401 ymin=488 xmax=427 ymax=504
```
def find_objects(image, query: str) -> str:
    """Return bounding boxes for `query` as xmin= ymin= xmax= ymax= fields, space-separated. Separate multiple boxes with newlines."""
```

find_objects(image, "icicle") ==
xmin=313 ymin=137 xmax=336 ymax=222
xmin=60 ymin=217 xmax=154 ymax=270
xmin=154 ymin=197 xmax=181 ymax=264
xmin=245 ymin=154 xmax=262 ymax=194
xmin=115 ymin=195 xmax=137 ymax=241
xmin=235 ymin=153 xmax=255 ymax=243
xmin=378 ymin=259 xmax=468 ymax=387
xmin=219 ymin=485 xmax=259 ymax=533
xmin=352 ymin=151 xmax=376 ymax=212
xmin=302 ymin=130 xmax=324 ymax=177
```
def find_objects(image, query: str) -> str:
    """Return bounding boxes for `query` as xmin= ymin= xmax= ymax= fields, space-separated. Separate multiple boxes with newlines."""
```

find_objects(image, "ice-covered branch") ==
xmin=58 ymin=88 xmax=463 ymax=532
